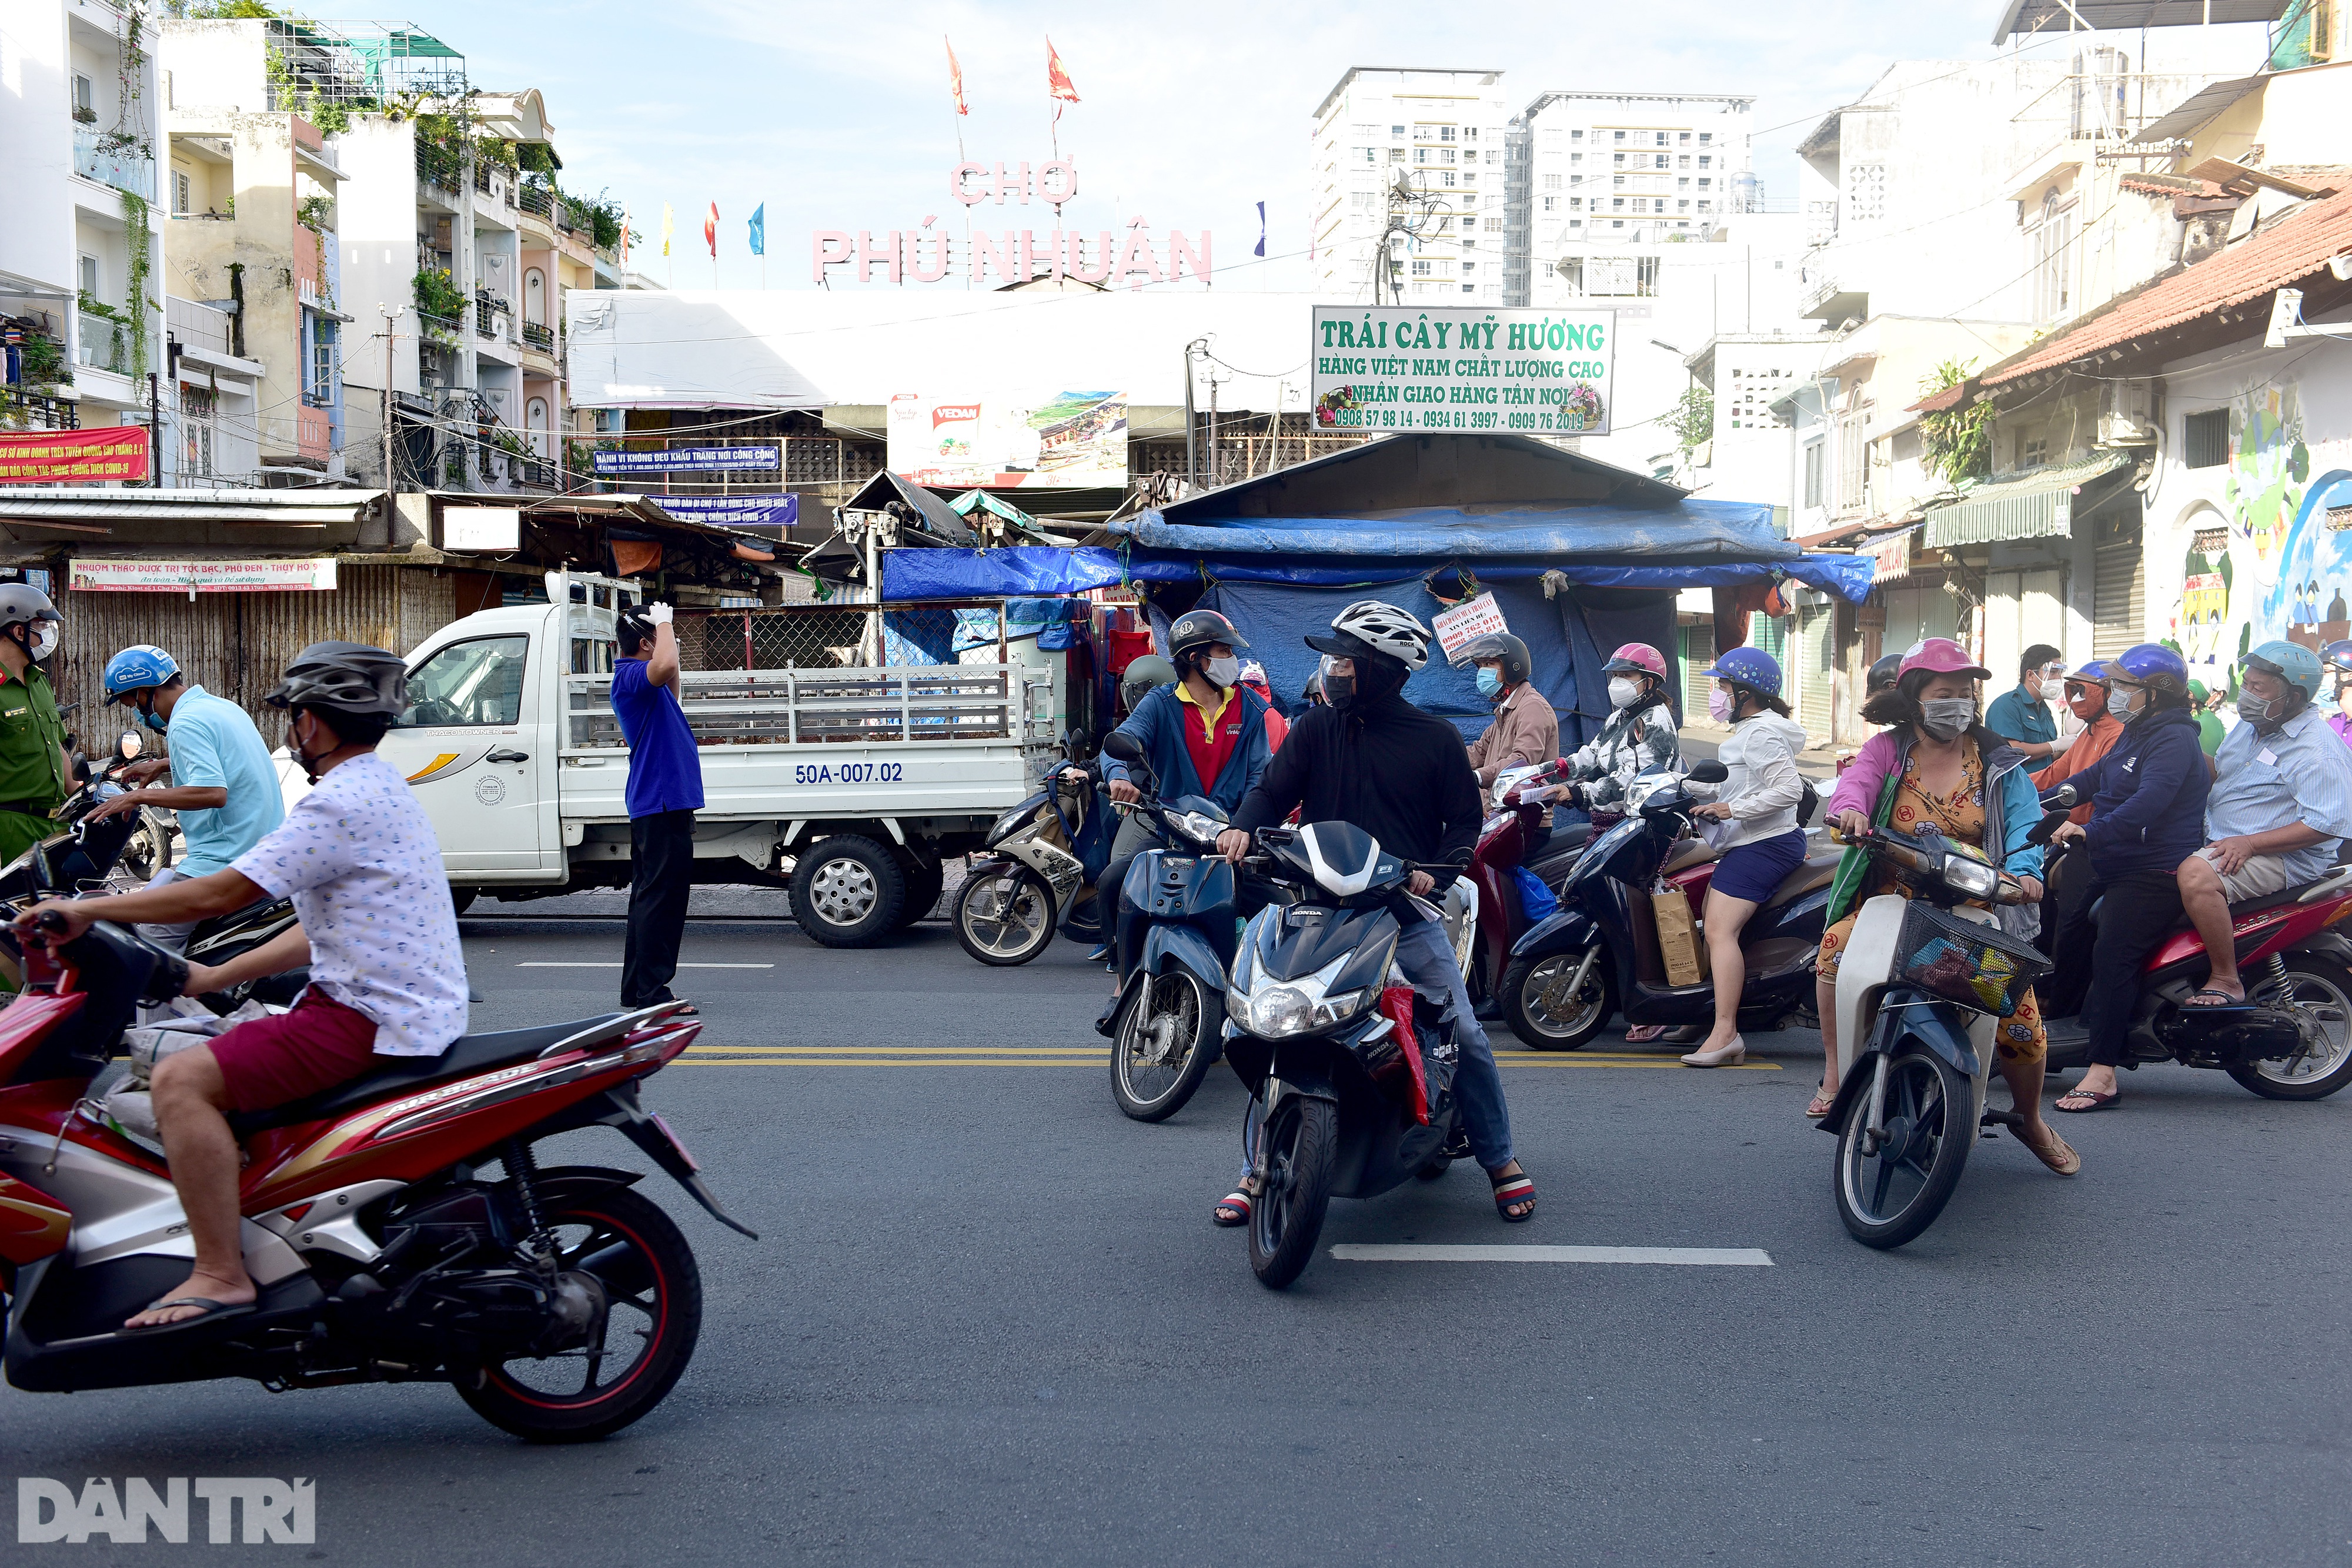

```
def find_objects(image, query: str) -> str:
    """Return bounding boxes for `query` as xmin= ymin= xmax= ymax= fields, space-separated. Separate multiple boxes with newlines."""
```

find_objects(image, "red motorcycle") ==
xmin=2037 ymin=785 xmax=2352 ymax=1098
xmin=0 ymin=914 xmax=751 ymax=1442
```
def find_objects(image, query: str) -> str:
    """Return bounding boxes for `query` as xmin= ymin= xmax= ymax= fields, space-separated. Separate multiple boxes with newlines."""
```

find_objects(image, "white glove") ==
xmin=642 ymin=601 xmax=673 ymax=626
xmin=2049 ymin=728 xmax=2076 ymax=755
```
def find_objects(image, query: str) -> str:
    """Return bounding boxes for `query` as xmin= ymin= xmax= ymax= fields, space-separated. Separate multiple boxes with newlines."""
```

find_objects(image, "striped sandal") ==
xmin=1211 ymin=1189 xmax=1253 ymax=1228
xmin=1491 ymin=1168 xmax=1536 ymax=1223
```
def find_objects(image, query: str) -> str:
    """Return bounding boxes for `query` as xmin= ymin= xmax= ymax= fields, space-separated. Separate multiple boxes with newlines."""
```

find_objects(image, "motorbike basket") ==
xmin=1890 ymin=901 xmax=2050 ymax=1019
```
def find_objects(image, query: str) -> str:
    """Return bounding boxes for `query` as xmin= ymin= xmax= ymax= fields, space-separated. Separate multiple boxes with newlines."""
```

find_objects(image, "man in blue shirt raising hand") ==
xmin=612 ymin=601 xmax=703 ymax=1014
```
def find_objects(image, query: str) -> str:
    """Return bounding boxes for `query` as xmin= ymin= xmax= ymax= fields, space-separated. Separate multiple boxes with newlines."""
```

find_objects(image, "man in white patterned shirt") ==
xmin=19 ymin=642 xmax=467 ymax=1329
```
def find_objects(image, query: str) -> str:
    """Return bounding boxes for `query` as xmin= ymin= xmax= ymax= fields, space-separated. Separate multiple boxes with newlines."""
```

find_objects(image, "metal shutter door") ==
xmin=1800 ymin=603 xmax=1835 ymax=735
xmin=2093 ymin=543 xmax=2144 ymax=660
xmin=1682 ymin=624 xmax=1714 ymax=717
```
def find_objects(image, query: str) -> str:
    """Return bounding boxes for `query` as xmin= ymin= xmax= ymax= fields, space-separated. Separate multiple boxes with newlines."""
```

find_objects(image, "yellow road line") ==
xmin=683 ymin=1045 xmax=1107 ymax=1056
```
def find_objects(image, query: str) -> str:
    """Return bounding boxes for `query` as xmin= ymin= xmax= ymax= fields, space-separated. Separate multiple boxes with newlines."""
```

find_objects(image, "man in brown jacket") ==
xmin=1462 ymin=633 xmax=1560 ymax=844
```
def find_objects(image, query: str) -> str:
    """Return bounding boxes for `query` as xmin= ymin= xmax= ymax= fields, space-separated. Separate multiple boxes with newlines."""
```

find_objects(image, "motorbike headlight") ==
xmin=1236 ymin=957 xmax=1369 ymax=1038
xmin=1942 ymin=856 xmax=1999 ymax=899
xmin=1173 ymin=810 xmax=1225 ymax=845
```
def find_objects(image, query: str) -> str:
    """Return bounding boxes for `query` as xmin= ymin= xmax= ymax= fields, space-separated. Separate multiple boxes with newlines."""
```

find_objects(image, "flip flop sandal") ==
xmin=1623 ymin=1025 xmax=1669 ymax=1044
xmin=121 ymin=1296 xmax=255 ymax=1333
xmin=2182 ymin=988 xmax=2249 ymax=1009
xmin=2054 ymin=1087 xmax=2119 ymax=1114
xmin=1491 ymin=1171 xmax=1536 ymax=1223
xmin=2017 ymin=1126 xmax=2082 ymax=1176
xmin=1211 ymin=1191 xmax=1251 ymax=1228
xmin=1806 ymin=1089 xmax=1837 ymax=1119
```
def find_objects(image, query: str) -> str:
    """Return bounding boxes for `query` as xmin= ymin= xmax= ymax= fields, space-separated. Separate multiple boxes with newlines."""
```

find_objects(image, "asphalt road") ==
xmin=14 ymin=911 xmax=2352 ymax=1566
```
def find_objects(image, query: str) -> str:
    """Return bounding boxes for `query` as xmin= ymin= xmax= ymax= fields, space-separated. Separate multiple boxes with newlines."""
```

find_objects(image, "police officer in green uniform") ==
xmin=0 ymin=586 xmax=72 ymax=865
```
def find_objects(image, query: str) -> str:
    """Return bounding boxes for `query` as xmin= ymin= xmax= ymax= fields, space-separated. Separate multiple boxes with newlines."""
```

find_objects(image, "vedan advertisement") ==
xmin=1309 ymin=307 xmax=1617 ymax=438
xmin=887 ymin=390 xmax=1128 ymax=487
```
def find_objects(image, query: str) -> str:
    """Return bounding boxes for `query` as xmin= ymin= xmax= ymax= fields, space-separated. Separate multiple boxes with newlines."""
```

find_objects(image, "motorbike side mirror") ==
xmin=1100 ymin=731 xmax=1145 ymax=766
xmin=2026 ymin=808 xmax=2072 ymax=847
xmin=1686 ymin=760 xmax=1730 ymax=784
xmin=71 ymin=758 xmax=91 ymax=783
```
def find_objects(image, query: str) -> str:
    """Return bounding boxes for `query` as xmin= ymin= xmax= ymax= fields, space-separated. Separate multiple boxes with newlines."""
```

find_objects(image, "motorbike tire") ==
xmin=455 ymin=1185 xmax=702 ymax=1444
xmin=449 ymin=885 xmax=479 ymax=917
xmin=952 ymin=864 xmax=1056 ymax=965
xmin=2228 ymin=954 xmax=2352 ymax=1100
xmin=1249 ymin=1096 xmax=1337 ymax=1290
xmin=107 ymin=807 xmax=175 ymax=890
xmin=1415 ymin=1158 xmax=1451 ymax=1181
xmin=1110 ymin=969 xmax=1218 ymax=1122
xmin=790 ymin=835 xmax=907 ymax=948
xmin=896 ymin=860 xmax=946 ymax=931
xmin=1833 ymin=1048 xmax=1975 ymax=1251
xmin=1501 ymin=947 xmax=1614 ymax=1051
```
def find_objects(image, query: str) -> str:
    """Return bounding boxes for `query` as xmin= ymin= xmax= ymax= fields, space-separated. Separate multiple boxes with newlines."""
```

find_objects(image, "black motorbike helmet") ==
xmin=1168 ymin=609 xmax=1247 ymax=669
xmin=1458 ymin=631 xmax=1531 ymax=688
xmin=1866 ymin=652 xmax=1903 ymax=697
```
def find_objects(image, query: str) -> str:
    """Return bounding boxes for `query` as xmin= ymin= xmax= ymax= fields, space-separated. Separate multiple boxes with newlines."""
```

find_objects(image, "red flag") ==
xmin=946 ymin=36 xmax=968 ymax=116
xmin=704 ymin=202 xmax=718 ymax=258
xmin=1045 ymin=36 xmax=1080 ymax=103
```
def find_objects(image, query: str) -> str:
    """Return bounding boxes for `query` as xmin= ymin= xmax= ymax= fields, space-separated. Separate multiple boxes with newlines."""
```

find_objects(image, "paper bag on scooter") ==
xmin=1652 ymin=881 xmax=1704 ymax=988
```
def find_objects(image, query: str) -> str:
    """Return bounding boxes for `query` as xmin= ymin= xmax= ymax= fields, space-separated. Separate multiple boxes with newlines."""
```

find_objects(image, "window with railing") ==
xmin=522 ymin=321 xmax=554 ymax=352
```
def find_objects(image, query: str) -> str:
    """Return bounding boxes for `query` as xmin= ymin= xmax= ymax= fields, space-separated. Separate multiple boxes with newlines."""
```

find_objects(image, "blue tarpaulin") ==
xmin=1114 ymin=499 xmax=1794 ymax=562
xmin=882 ymin=544 xmax=1875 ymax=606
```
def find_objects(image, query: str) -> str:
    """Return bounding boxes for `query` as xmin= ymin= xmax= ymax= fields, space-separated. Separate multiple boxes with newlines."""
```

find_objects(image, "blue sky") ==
xmin=310 ymin=1 xmax=2276 ymax=292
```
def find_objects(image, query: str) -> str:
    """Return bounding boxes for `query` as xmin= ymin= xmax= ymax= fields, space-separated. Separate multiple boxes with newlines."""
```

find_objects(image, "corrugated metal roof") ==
xmin=1923 ymin=453 xmax=2130 ymax=549
xmin=2120 ymin=75 xmax=2268 ymax=148
xmin=1983 ymin=185 xmax=2352 ymax=387
xmin=1992 ymin=1 xmax=2288 ymax=44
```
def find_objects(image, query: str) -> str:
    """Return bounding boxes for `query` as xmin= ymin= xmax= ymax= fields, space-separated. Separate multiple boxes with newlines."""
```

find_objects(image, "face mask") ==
xmin=1202 ymin=655 xmax=1240 ymax=690
xmin=2238 ymin=690 xmax=2281 ymax=726
xmin=2040 ymin=678 xmax=2064 ymax=700
xmin=1321 ymin=656 xmax=1355 ymax=710
xmin=1708 ymin=686 xmax=1733 ymax=723
xmin=28 ymin=624 xmax=56 ymax=663
xmin=136 ymin=695 xmax=166 ymax=735
xmin=2107 ymin=686 xmax=2139 ymax=720
xmin=1919 ymin=698 xmax=1976 ymax=741
xmin=291 ymin=714 xmax=333 ymax=783
xmin=1476 ymin=666 xmax=1504 ymax=699
xmin=1608 ymin=677 xmax=1640 ymax=710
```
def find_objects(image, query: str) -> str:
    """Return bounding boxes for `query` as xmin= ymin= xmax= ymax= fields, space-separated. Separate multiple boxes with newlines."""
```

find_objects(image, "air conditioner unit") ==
xmin=2099 ymin=378 xmax=2157 ymax=446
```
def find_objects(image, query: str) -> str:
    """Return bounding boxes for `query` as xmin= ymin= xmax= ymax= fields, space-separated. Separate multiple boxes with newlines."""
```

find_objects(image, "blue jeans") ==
xmin=1237 ymin=907 xmax=1517 ymax=1181
xmin=1393 ymin=912 xmax=1516 ymax=1172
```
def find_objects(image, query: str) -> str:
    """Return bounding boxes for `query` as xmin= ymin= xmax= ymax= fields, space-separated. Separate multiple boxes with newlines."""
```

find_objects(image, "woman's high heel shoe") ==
xmin=1679 ymin=1036 xmax=1746 ymax=1068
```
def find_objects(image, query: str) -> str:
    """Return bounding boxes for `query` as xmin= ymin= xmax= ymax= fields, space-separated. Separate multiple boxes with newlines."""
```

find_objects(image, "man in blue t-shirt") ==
xmin=611 ymin=602 xmax=703 ymax=1011
xmin=90 ymin=645 xmax=287 ymax=950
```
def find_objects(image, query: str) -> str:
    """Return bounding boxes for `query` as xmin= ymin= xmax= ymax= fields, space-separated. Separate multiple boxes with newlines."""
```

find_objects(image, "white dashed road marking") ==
xmin=1332 ymin=1245 xmax=1773 ymax=1266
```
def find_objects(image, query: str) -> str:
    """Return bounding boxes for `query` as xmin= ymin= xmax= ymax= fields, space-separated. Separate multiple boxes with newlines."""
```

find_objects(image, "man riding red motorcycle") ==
xmin=16 ymin=642 xmax=467 ymax=1329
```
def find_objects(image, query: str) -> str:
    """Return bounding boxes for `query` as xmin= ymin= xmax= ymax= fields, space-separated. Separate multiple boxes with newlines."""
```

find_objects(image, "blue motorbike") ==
xmin=1094 ymin=730 xmax=1247 ymax=1122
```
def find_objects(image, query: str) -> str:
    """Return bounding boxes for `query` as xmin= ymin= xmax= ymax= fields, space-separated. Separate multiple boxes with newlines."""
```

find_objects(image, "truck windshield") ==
xmin=397 ymin=636 xmax=527 ymax=727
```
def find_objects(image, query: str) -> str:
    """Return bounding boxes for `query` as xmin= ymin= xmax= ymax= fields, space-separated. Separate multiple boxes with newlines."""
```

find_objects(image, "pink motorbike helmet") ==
xmin=1895 ymin=637 xmax=1991 ymax=694
xmin=1603 ymin=642 xmax=1668 ymax=680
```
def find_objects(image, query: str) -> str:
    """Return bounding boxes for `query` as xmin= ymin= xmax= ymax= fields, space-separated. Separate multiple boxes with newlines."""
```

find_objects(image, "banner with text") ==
xmin=591 ymin=445 xmax=778 ymax=476
xmin=1310 ymin=307 xmax=1616 ymax=438
xmin=70 ymin=558 xmax=339 ymax=593
xmin=1432 ymin=591 xmax=1510 ymax=663
xmin=886 ymin=390 xmax=1127 ymax=489
xmin=0 ymin=426 xmax=151 ymax=484
xmin=642 ymin=492 xmax=801 ymax=534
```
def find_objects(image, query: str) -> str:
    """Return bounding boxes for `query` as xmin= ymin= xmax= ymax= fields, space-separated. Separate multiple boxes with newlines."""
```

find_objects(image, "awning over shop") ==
xmin=0 ymin=486 xmax=387 ymax=534
xmin=1113 ymin=500 xmax=1794 ymax=562
xmin=1922 ymin=453 xmax=2133 ymax=549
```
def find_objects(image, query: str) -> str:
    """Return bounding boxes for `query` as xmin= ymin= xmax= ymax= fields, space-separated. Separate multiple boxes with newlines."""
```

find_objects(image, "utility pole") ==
xmin=1182 ymin=337 xmax=1206 ymax=493
xmin=380 ymin=308 xmax=398 ymax=493
xmin=146 ymin=372 xmax=162 ymax=487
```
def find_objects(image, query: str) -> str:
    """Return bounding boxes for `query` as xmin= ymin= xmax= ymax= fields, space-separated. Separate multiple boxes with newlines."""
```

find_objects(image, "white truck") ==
xmin=370 ymin=574 xmax=1063 ymax=947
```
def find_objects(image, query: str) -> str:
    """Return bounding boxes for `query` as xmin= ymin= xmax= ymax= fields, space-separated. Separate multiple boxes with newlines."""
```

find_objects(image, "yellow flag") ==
xmin=660 ymin=203 xmax=674 ymax=257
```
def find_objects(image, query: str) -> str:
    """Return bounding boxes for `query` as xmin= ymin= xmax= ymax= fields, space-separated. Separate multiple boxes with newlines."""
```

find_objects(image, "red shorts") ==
xmin=208 ymin=988 xmax=383 ymax=1114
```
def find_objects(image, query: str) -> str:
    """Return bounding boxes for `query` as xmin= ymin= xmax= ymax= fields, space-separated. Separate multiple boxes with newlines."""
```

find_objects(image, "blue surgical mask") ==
xmin=1476 ymin=666 xmax=1504 ymax=699
xmin=136 ymin=695 xmax=166 ymax=734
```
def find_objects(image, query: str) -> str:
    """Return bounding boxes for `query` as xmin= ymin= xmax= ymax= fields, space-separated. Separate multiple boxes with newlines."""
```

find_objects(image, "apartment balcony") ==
xmin=417 ymin=313 xmax=463 ymax=350
xmin=1798 ymin=250 xmax=1867 ymax=325
xmin=76 ymin=314 xmax=134 ymax=375
xmin=72 ymin=126 xmax=153 ymax=201
xmin=0 ymin=387 xmax=79 ymax=431
xmin=519 ymin=182 xmax=554 ymax=220
xmin=513 ymin=456 xmax=556 ymax=490
xmin=520 ymin=320 xmax=554 ymax=353
xmin=416 ymin=141 xmax=464 ymax=197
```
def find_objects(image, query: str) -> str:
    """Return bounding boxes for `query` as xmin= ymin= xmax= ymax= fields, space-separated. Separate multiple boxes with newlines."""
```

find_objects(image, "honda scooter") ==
xmin=954 ymin=744 xmax=1109 ymax=966
xmin=1093 ymin=731 xmax=1248 ymax=1122
xmin=1221 ymin=821 xmax=1465 ymax=1291
xmin=1458 ymin=765 xmax=1594 ymax=1009
xmin=2036 ymin=783 xmax=2352 ymax=1099
xmin=0 ymin=912 xmax=753 ymax=1441
xmin=1498 ymin=763 xmax=1838 ymax=1049
xmin=1814 ymin=823 xmax=2050 ymax=1248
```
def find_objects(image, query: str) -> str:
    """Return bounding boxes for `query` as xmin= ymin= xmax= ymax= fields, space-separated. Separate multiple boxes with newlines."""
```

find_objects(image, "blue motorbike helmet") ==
xmin=103 ymin=645 xmax=180 ymax=709
xmin=2323 ymin=638 xmax=2352 ymax=673
xmin=2103 ymin=643 xmax=2190 ymax=704
xmin=1701 ymin=646 xmax=1784 ymax=697
xmin=2245 ymin=638 xmax=2323 ymax=704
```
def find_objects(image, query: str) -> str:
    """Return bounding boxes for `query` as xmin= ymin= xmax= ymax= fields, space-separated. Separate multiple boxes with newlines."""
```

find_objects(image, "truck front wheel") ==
xmin=790 ymin=835 xmax=907 ymax=948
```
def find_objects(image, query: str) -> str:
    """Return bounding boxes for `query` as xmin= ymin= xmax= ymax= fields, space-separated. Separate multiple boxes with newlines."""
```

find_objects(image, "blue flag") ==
xmin=748 ymin=203 xmax=766 ymax=258
xmin=1254 ymin=200 xmax=1265 ymax=258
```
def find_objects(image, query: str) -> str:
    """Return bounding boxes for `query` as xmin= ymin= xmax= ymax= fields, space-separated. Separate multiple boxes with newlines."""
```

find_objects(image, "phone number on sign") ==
xmin=794 ymin=762 xmax=905 ymax=784
xmin=1324 ymin=409 xmax=1581 ymax=431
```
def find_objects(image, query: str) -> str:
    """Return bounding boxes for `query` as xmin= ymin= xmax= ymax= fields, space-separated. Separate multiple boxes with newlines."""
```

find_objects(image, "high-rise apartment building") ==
xmin=1505 ymin=92 xmax=1757 ymax=306
xmin=1308 ymin=68 xmax=1511 ymax=305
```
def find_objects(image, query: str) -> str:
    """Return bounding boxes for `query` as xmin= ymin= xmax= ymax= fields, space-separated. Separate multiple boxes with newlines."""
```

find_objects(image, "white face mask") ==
xmin=2040 ymin=677 xmax=2064 ymax=699
xmin=1202 ymin=654 xmax=1241 ymax=690
xmin=28 ymin=624 xmax=57 ymax=662
xmin=2106 ymin=685 xmax=2139 ymax=719
xmin=1607 ymin=677 xmax=1641 ymax=711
